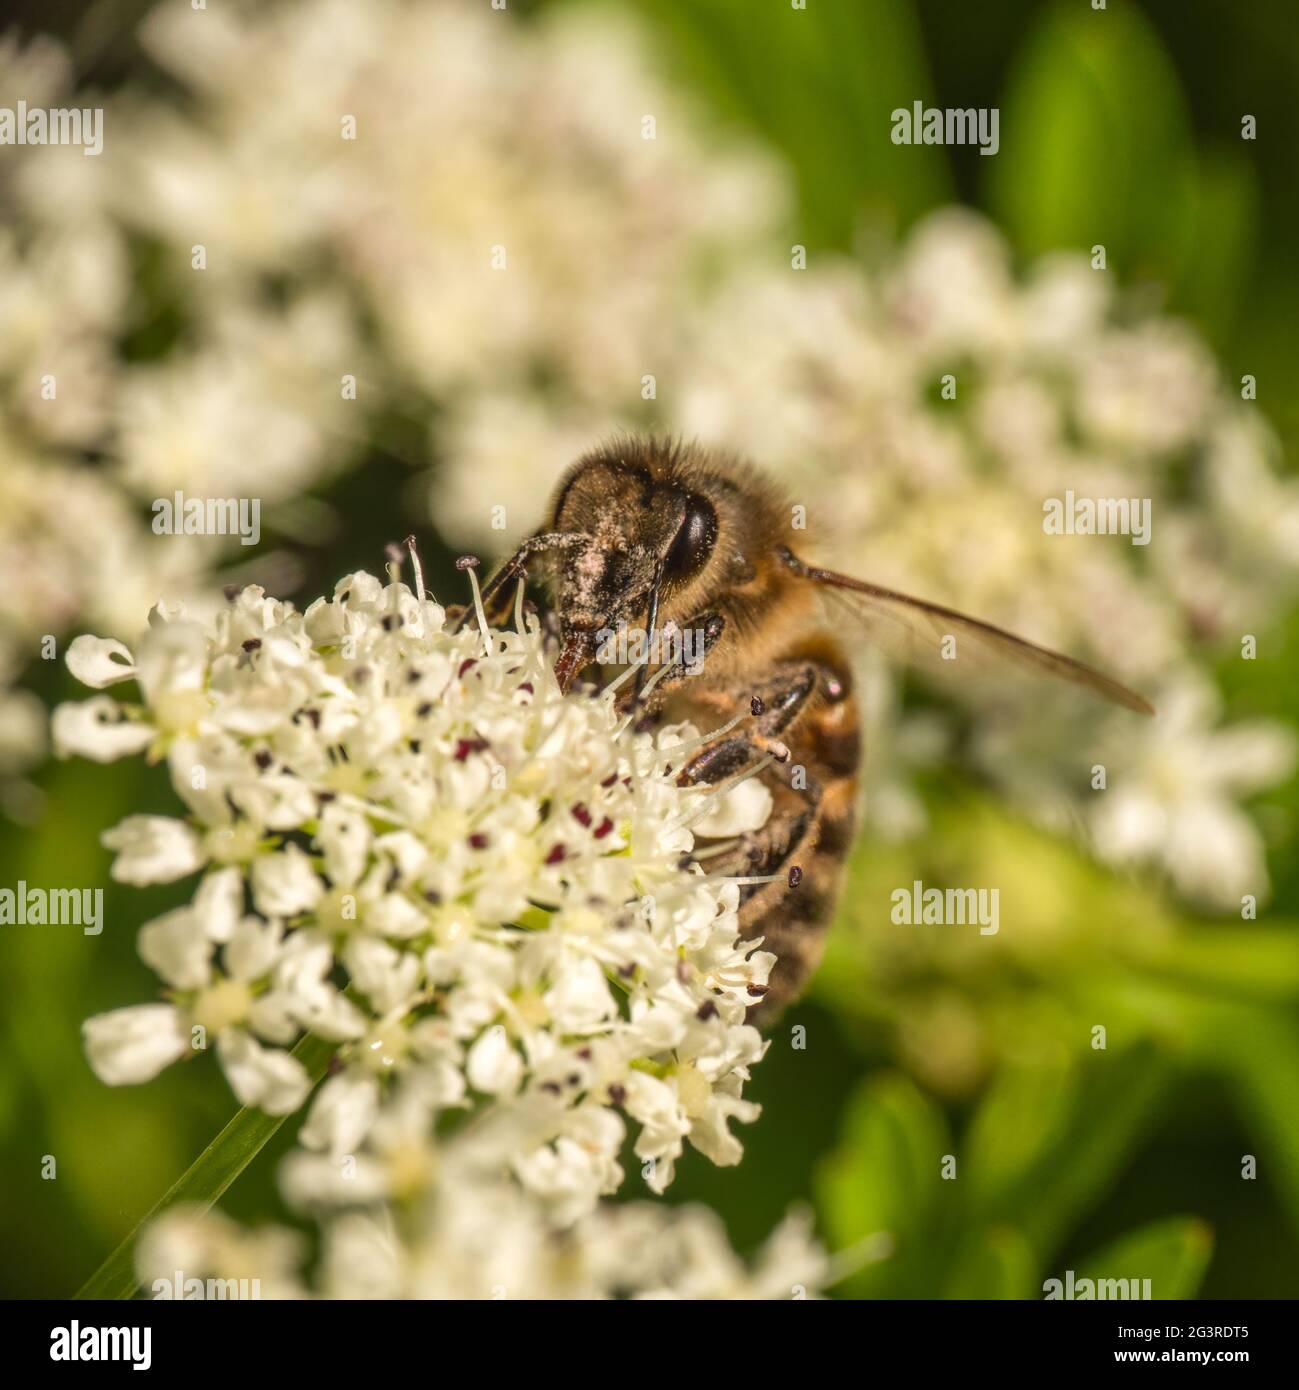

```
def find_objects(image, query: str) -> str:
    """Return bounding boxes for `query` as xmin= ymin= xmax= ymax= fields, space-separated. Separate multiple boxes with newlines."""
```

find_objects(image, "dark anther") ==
xmin=696 ymin=1000 xmax=718 ymax=1022
xmin=787 ymin=865 xmax=803 ymax=889
xmin=468 ymin=833 xmax=489 ymax=850
xmin=254 ymin=750 xmax=273 ymax=770
xmin=750 ymin=694 xmax=765 ymax=717
xmin=455 ymin=555 xmax=481 ymax=571
xmin=242 ymin=638 xmax=262 ymax=652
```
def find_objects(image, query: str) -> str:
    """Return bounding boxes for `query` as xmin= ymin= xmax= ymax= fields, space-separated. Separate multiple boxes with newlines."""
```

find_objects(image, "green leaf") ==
xmin=964 ymin=1052 xmax=1079 ymax=1215
xmin=625 ymin=0 xmax=947 ymax=246
xmin=815 ymin=1073 xmax=948 ymax=1296
xmin=945 ymin=1224 xmax=1039 ymax=1300
xmin=988 ymin=0 xmax=1197 ymax=281
xmin=74 ymin=1032 xmax=336 ymax=1300
xmin=1184 ymin=1002 xmax=1299 ymax=1245
xmin=1001 ymin=1049 xmax=1172 ymax=1256
xmin=1150 ymin=925 xmax=1299 ymax=1003
xmin=1071 ymin=1217 xmax=1213 ymax=1301
xmin=1178 ymin=151 xmax=1259 ymax=341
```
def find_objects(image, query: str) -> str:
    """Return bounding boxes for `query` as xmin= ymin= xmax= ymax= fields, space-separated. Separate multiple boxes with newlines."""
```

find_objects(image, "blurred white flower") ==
xmin=1090 ymin=675 xmax=1295 ymax=909
xmin=135 ymin=1188 xmax=838 ymax=1301
xmin=0 ymin=0 xmax=1290 ymax=918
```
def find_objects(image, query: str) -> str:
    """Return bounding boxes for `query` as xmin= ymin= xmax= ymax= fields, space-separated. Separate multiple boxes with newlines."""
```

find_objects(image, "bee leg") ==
xmin=673 ymin=660 xmax=822 ymax=787
xmin=675 ymin=706 xmax=825 ymax=892
xmin=675 ymin=660 xmax=832 ymax=885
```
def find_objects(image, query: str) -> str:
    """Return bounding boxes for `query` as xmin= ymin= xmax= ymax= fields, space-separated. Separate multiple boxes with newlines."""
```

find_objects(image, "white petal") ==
xmin=279 ymin=1149 xmax=388 ymax=1206
xmin=66 ymin=634 xmax=138 ymax=688
xmin=83 ymin=1004 xmax=189 ymax=1085
xmin=225 ymin=916 xmax=283 ymax=982
xmin=317 ymin=804 xmax=371 ymax=888
xmin=247 ymin=991 xmax=300 ymax=1045
xmin=299 ymin=1071 xmax=380 ymax=1157
xmin=466 ymin=1025 xmax=523 ymax=1097
xmin=52 ymin=697 xmax=154 ymax=763
xmin=543 ymin=957 xmax=616 ymax=1031
xmin=343 ymin=937 xmax=421 ymax=1014
xmin=193 ymin=867 xmax=244 ymax=943
xmin=139 ymin=907 xmax=215 ymax=990
xmin=134 ymin=620 xmax=210 ymax=701
xmin=692 ymin=777 xmax=773 ymax=838
xmin=216 ymin=1029 xmax=311 ymax=1114
xmin=289 ymin=985 xmax=368 ymax=1042
xmin=102 ymin=815 xmax=204 ymax=885
xmin=251 ymin=843 xmax=323 ymax=917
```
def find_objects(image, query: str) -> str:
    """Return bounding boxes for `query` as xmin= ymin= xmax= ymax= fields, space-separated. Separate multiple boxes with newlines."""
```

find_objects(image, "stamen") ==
xmin=636 ymin=658 xmax=676 ymax=706
xmin=688 ymin=838 xmax=741 ymax=861
xmin=650 ymin=710 xmax=748 ymax=760
xmin=405 ymin=534 xmax=426 ymax=602
xmin=602 ymin=659 xmax=646 ymax=702
xmin=456 ymin=556 xmax=492 ymax=656
xmin=708 ymin=871 xmax=785 ymax=887
xmin=513 ymin=576 xmax=527 ymax=636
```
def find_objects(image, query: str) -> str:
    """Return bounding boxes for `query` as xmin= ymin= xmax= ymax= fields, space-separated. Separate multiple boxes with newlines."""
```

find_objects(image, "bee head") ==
xmin=543 ymin=444 xmax=720 ymax=691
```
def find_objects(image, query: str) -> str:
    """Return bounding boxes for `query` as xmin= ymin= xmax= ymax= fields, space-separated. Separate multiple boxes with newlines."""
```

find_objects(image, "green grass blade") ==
xmin=74 ymin=1032 xmax=336 ymax=1300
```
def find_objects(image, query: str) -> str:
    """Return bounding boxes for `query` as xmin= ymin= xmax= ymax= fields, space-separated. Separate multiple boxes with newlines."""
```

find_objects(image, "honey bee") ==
xmin=475 ymin=436 xmax=1152 ymax=1020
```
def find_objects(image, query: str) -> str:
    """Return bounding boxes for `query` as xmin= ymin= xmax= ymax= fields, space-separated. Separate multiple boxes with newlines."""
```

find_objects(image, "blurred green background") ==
xmin=2 ymin=0 xmax=1297 ymax=1298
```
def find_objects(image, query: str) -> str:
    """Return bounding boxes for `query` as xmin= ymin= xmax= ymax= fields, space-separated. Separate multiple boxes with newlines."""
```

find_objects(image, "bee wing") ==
xmin=788 ymin=554 xmax=1153 ymax=716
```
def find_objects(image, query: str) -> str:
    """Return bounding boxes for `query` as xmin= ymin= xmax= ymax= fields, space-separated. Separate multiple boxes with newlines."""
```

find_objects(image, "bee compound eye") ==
xmin=663 ymin=494 xmax=717 ymax=581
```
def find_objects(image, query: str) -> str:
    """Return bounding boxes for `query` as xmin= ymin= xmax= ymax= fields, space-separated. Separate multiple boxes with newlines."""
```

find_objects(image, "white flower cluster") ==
xmin=0 ymin=0 xmax=780 ymax=803
xmin=77 ymin=1 xmax=1299 ymax=906
xmin=136 ymin=1193 xmax=834 ymax=1301
xmin=1 ymin=0 xmax=1292 ymax=910
xmin=53 ymin=566 xmax=822 ymax=1294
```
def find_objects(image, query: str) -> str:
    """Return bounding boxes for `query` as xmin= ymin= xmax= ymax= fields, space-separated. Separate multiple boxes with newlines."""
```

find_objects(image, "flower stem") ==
xmin=74 ymin=1032 xmax=337 ymax=1300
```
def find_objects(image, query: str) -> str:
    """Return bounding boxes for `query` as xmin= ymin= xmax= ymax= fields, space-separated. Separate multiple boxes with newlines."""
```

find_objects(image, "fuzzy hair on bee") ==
xmin=474 ymin=435 xmax=1151 ymax=1019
